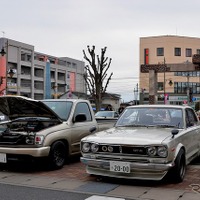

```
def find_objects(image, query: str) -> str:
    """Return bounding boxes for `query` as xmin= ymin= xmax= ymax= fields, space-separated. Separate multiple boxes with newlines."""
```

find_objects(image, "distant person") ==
xmin=118 ymin=104 xmax=125 ymax=114
xmin=105 ymin=104 xmax=113 ymax=111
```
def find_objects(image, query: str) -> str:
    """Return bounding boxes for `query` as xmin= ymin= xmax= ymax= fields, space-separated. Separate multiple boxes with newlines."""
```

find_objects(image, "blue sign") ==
xmin=192 ymin=97 xmax=197 ymax=101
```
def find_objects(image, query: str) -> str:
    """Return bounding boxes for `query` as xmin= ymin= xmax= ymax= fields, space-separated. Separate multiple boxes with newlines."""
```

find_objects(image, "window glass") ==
xmin=175 ymin=48 xmax=181 ymax=56
xmin=116 ymin=107 xmax=184 ymax=128
xmin=157 ymin=82 xmax=164 ymax=91
xmin=157 ymin=48 xmax=164 ymax=56
xmin=42 ymin=101 xmax=73 ymax=121
xmin=186 ymin=48 xmax=192 ymax=57
xmin=74 ymin=102 xmax=92 ymax=121
xmin=186 ymin=108 xmax=198 ymax=127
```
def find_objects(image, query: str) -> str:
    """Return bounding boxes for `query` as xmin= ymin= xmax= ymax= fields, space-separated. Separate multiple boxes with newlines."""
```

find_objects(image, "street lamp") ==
xmin=0 ymin=47 xmax=6 ymax=56
xmin=134 ymin=83 xmax=138 ymax=105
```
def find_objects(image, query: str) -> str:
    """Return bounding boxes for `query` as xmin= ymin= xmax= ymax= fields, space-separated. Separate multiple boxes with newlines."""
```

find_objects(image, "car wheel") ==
xmin=170 ymin=149 xmax=186 ymax=183
xmin=49 ymin=141 xmax=67 ymax=170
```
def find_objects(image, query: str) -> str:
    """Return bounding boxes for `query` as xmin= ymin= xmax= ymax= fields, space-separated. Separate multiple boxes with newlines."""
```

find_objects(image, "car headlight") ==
xmin=157 ymin=146 xmax=168 ymax=157
xmin=108 ymin=146 xmax=113 ymax=152
xmin=35 ymin=135 xmax=44 ymax=145
xmin=82 ymin=142 xmax=90 ymax=153
xmin=147 ymin=146 xmax=157 ymax=156
xmin=91 ymin=143 xmax=99 ymax=152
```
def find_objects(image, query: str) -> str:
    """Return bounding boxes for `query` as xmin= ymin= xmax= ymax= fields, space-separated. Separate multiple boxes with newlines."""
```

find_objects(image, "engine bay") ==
xmin=0 ymin=118 xmax=61 ymax=145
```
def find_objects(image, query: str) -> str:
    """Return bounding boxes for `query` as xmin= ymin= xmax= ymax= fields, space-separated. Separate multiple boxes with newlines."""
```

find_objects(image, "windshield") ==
xmin=42 ymin=101 xmax=73 ymax=121
xmin=116 ymin=107 xmax=184 ymax=129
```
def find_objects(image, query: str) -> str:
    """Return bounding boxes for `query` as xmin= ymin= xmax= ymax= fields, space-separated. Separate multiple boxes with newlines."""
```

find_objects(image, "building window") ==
xmin=174 ymin=71 xmax=199 ymax=77
xmin=157 ymin=82 xmax=163 ymax=91
xmin=186 ymin=48 xmax=192 ymax=57
xmin=51 ymin=71 xmax=55 ymax=79
xmin=174 ymin=82 xmax=200 ymax=94
xmin=21 ymin=52 xmax=32 ymax=62
xmin=157 ymin=48 xmax=164 ymax=56
xmin=197 ymin=49 xmax=200 ymax=54
xmin=175 ymin=48 xmax=181 ymax=56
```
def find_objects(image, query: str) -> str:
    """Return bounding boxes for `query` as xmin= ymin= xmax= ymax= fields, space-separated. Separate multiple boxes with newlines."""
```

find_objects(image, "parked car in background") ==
xmin=95 ymin=111 xmax=119 ymax=131
xmin=95 ymin=111 xmax=119 ymax=119
xmin=81 ymin=105 xmax=200 ymax=183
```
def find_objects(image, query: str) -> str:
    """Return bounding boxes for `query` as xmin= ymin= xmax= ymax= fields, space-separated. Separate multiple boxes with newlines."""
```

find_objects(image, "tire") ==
xmin=170 ymin=149 xmax=186 ymax=183
xmin=48 ymin=141 xmax=67 ymax=170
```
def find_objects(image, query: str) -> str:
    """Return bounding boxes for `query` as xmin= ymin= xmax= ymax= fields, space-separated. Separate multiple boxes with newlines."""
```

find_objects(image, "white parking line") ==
xmin=85 ymin=195 xmax=125 ymax=200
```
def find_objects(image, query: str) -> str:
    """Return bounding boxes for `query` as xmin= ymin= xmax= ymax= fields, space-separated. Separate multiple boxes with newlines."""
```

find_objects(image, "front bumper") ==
xmin=80 ymin=157 xmax=174 ymax=181
xmin=0 ymin=146 xmax=50 ymax=158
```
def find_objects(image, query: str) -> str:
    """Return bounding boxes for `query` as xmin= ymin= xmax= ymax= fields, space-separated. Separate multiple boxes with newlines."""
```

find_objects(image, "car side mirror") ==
xmin=73 ymin=114 xmax=87 ymax=123
xmin=171 ymin=129 xmax=179 ymax=138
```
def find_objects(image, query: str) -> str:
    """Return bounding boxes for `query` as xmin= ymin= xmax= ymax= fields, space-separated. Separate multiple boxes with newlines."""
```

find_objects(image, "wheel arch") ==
xmin=49 ymin=139 xmax=70 ymax=156
xmin=174 ymin=144 xmax=186 ymax=162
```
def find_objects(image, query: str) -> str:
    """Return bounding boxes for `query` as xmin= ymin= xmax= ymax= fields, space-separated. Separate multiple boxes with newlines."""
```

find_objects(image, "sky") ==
xmin=1 ymin=0 xmax=200 ymax=101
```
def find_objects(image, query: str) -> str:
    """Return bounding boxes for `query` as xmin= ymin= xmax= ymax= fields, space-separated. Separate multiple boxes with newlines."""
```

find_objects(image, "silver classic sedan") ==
xmin=81 ymin=105 xmax=200 ymax=183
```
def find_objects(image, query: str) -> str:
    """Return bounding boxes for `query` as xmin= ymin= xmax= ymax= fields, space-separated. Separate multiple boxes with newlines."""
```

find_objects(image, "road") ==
xmin=0 ymin=183 xmax=131 ymax=200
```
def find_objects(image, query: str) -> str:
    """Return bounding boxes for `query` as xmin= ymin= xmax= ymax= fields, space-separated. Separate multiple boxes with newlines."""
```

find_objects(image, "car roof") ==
xmin=41 ymin=99 xmax=89 ymax=103
xmin=127 ymin=104 xmax=192 ymax=110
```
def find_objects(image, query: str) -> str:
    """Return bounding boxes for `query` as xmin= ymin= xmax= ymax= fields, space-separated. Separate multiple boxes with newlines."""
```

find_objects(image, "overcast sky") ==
xmin=1 ymin=0 xmax=200 ymax=101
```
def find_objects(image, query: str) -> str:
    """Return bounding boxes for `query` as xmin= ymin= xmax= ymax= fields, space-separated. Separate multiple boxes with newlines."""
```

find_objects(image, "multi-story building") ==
xmin=139 ymin=35 xmax=200 ymax=105
xmin=0 ymin=38 xmax=86 ymax=99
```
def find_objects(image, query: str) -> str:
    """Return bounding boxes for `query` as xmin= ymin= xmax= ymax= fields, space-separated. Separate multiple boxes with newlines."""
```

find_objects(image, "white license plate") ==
xmin=0 ymin=153 xmax=7 ymax=163
xmin=110 ymin=161 xmax=130 ymax=173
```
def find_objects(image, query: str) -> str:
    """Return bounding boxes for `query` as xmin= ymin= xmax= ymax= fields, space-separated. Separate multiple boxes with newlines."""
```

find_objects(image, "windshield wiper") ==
xmin=155 ymin=124 xmax=179 ymax=128
xmin=117 ymin=124 xmax=154 ymax=127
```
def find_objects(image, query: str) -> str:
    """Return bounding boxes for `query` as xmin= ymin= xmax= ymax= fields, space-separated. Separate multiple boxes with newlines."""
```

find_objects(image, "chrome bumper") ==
xmin=80 ymin=157 xmax=174 ymax=181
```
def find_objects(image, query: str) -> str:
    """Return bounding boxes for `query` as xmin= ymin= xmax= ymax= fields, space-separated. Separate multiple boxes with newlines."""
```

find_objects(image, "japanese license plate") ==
xmin=110 ymin=161 xmax=130 ymax=173
xmin=0 ymin=153 xmax=7 ymax=163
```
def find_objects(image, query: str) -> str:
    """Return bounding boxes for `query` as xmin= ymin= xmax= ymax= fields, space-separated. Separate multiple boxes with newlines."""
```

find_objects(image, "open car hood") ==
xmin=0 ymin=96 xmax=62 ymax=121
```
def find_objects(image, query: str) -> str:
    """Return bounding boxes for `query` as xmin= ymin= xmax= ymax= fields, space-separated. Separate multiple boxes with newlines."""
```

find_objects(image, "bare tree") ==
xmin=83 ymin=45 xmax=113 ymax=111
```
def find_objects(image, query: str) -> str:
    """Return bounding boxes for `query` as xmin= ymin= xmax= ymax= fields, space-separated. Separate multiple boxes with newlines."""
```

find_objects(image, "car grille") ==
xmin=98 ymin=144 xmax=147 ymax=156
xmin=0 ymin=133 xmax=25 ymax=145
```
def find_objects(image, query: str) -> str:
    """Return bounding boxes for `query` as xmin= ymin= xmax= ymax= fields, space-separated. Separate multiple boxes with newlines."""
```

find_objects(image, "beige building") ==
xmin=139 ymin=35 xmax=200 ymax=105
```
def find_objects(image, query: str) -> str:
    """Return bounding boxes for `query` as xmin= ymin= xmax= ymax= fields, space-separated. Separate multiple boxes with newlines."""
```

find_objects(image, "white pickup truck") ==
xmin=0 ymin=96 xmax=114 ymax=169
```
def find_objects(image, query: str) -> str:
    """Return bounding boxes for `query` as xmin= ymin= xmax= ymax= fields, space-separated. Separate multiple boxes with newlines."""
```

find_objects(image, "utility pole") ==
xmin=163 ymin=57 xmax=166 ymax=104
xmin=134 ymin=83 xmax=138 ymax=105
xmin=187 ymin=72 xmax=190 ymax=105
